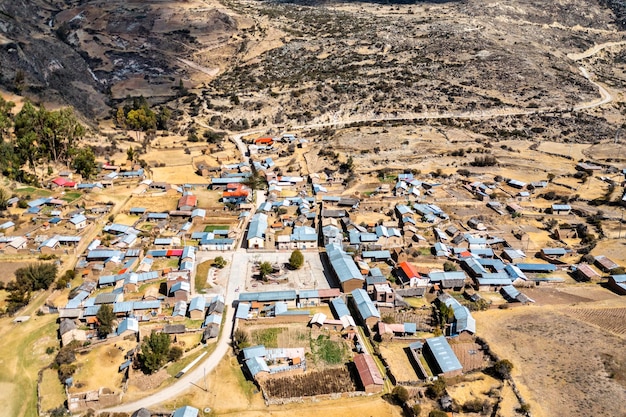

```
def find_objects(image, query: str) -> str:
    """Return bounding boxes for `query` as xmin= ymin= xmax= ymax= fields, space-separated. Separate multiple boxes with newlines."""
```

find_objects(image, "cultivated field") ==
xmin=261 ymin=368 xmax=356 ymax=398
xmin=564 ymin=307 xmax=626 ymax=336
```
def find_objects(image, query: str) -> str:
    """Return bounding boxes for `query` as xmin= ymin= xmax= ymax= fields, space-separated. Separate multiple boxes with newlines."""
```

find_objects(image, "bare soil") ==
xmin=475 ymin=304 xmax=626 ymax=417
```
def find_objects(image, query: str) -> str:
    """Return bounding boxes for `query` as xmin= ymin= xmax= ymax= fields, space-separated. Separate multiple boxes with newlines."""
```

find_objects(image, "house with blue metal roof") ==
xmin=235 ymin=302 xmax=251 ymax=320
xmin=247 ymin=212 xmax=268 ymax=249
xmin=551 ymin=204 xmax=572 ymax=215
xmin=172 ymin=301 xmax=188 ymax=318
xmin=326 ymin=243 xmax=364 ymax=292
xmin=289 ymin=226 xmax=318 ymax=249
xmin=172 ymin=405 xmax=199 ymax=417
xmin=438 ymin=294 xmax=476 ymax=335
xmin=424 ymin=336 xmax=463 ymax=377
xmin=188 ymin=296 xmax=206 ymax=319
xmin=350 ymin=289 xmax=381 ymax=328
xmin=429 ymin=271 xmax=467 ymax=290
xmin=116 ymin=317 xmax=139 ymax=337
xmin=516 ymin=263 xmax=557 ymax=272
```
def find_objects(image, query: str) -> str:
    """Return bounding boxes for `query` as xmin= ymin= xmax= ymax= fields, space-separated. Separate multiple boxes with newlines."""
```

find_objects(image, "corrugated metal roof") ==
xmin=189 ymin=296 xmax=206 ymax=311
xmin=425 ymin=336 xmax=463 ymax=374
xmin=351 ymin=289 xmax=380 ymax=320
xmin=326 ymin=243 xmax=363 ymax=284
xmin=235 ymin=302 xmax=251 ymax=319
xmin=330 ymin=297 xmax=350 ymax=319
xmin=517 ymin=263 xmax=557 ymax=272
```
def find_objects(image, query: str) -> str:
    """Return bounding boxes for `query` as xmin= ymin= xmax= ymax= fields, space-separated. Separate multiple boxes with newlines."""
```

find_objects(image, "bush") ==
xmin=392 ymin=385 xmax=410 ymax=404
xmin=443 ymin=261 xmax=457 ymax=272
xmin=289 ymin=250 xmax=304 ymax=269
xmin=426 ymin=377 xmax=447 ymax=398
xmin=213 ymin=256 xmax=227 ymax=269
xmin=428 ymin=411 xmax=448 ymax=417
xmin=494 ymin=359 xmax=514 ymax=379
xmin=168 ymin=346 xmax=183 ymax=362
xmin=411 ymin=404 xmax=422 ymax=417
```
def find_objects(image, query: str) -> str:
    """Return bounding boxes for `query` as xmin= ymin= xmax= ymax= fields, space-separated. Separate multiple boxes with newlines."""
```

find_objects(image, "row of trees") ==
xmin=0 ymin=97 xmax=94 ymax=183
xmin=2 ymin=263 xmax=58 ymax=314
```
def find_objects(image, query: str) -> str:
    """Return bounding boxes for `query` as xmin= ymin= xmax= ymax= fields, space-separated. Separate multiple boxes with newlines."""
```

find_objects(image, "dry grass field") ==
xmin=475 ymin=302 xmax=626 ymax=417
xmin=39 ymin=368 xmax=66 ymax=413
xmin=70 ymin=340 xmax=136 ymax=393
xmin=0 ymin=261 xmax=48 ymax=284
xmin=379 ymin=342 xmax=420 ymax=382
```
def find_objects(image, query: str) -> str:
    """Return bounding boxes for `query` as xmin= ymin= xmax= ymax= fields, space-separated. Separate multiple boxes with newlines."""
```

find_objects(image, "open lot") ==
xmin=70 ymin=339 xmax=136 ymax=393
xmin=379 ymin=342 xmax=419 ymax=382
xmin=475 ymin=300 xmax=626 ymax=417
xmin=244 ymin=251 xmax=330 ymax=291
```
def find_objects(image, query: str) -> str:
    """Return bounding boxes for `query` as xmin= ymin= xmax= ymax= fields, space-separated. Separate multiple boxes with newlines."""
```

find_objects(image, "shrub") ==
xmin=443 ymin=261 xmax=457 ymax=272
xmin=289 ymin=250 xmax=304 ymax=269
xmin=168 ymin=346 xmax=183 ymax=362
xmin=392 ymin=385 xmax=410 ymax=404
xmin=494 ymin=359 xmax=514 ymax=379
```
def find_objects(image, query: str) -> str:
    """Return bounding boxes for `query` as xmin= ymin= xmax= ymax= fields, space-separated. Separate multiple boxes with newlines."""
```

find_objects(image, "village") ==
xmin=0 ymin=125 xmax=625 ymax=417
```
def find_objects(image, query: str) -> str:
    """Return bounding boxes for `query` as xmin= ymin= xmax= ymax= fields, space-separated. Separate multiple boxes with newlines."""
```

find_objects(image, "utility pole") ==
xmin=619 ymin=209 xmax=624 ymax=239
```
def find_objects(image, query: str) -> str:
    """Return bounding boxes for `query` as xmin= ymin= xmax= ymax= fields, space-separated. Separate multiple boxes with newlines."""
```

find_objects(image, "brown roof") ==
xmin=353 ymin=353 xmax=384 ymax=387
xmin=317 ymin=288 xmax=341 ymax=298
xmin=178 ymin=194 xmax=197 ymax=209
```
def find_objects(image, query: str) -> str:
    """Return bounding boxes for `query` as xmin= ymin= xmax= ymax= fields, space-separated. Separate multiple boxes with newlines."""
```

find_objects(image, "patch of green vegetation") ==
xmin=311 ymin=335 xmax=345 ymax=365
xmin=203 ymin=224 xmax=230 ymax=232
xmin=15 ymin=187 xmax=52 ymax=198
xmin=250 ymin=327 xmax=283 ymax=348
xmin=61 ymin=191 xmax=81 ymax=202
xmin=418 ymin=247 xmax=432 ymax=256
xmin=195 ymin=260 xmax=212 ymax=293
xmin=419 ymin=355 xmax=434 ymax=377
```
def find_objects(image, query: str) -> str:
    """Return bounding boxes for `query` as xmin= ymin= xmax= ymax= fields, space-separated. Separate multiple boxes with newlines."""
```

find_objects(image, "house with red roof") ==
xmin=177 ymin=194 xmax=198 ymax=211
xmin=396 ymin=261 xmax=422 ymax=287
xmin=51 ymin=177 xmax=77 ymax=189
xmin=254 ymin=137 xmax=274 ymax=146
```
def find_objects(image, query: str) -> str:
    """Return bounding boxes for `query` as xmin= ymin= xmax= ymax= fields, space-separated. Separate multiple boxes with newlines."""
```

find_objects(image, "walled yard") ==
xmin=260 ymin=367 xmax=356 ymax=399
xmin=379 ymin=342 xmax=420 ymax=383
xmin=448 ymin=334 xmax=488 ymax=373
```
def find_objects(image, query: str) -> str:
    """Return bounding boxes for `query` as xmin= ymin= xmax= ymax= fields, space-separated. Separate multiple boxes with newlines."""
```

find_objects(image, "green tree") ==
xmin=0 ymin=96 xmax=15 ymax=141
xmin=127 ymin=146 xmax=135 ymax=162
xmin=168 ymin=345 xmax=183 ymax=362
xmin=72 ymin=147 xmax=96 ymax=179
xmin=213 ymin=256 xmax=227 ymax=269
xmin=259 ymin=261 xmax=273 ymax=281
xmin=426 ymin=377 xmax=447 ymax=399
xmin=289 ymin=249 xmax=304 ymax=269
xmin=443 ymin=261 xmax=457 ymax=272
xmin=14 ymin=263 xmax=58 ymax=291
xmin=243 ymin=171 xmax=265 ymax=191
xmin=0 ymin=187 xmax=9 ymax=210
xmin=96 ymin=304 xmax=115 ymax=338
xmin=139 ymin=332 xmax=171 ymax=374
xmin=412 ymin=404 xmax=422 ymax=417
xmin=392 ymin=385 xmax=410 ymax=404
